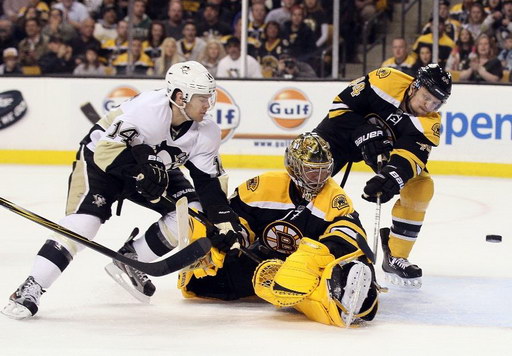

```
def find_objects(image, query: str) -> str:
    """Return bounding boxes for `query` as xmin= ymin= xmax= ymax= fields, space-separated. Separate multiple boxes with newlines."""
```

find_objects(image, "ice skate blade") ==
xmin=340 ymin=262 xmax=372 ymax=327
xmin=383 ymin=272 xmax=422 ymax=289
xmin=105 ymin=263 xmax=151 ymax=304
xmin=1 ymin=300 xmax=34 ymax=320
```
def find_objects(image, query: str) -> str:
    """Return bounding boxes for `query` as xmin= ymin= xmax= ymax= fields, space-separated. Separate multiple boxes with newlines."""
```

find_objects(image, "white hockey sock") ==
xmin=132 ymin=235 xmax=160 ymax=262
xmin=30 ymin=255 xmax=63 ymax=289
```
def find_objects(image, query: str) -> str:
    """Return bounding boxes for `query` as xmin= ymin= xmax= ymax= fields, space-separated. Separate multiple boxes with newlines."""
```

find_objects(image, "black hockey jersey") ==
xmin=315 ymin=67 xmax=441 ymax=181
xmin=229 ymin=171 xmax=366 ymax=258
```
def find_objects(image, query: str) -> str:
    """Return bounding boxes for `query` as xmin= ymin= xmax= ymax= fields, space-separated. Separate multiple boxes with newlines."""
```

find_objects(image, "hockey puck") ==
xmin=486 ymin=235 xmax=502 ymax=243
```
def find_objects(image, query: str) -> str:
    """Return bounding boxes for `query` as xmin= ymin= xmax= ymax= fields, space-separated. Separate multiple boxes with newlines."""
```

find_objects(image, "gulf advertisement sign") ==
xmin=103 ymin=86 xmax=139 ymax=112
xmin=214 ymin=86 xmax=240 ymax=142
xmin=267 ymin=88 xmax=313 ymax=129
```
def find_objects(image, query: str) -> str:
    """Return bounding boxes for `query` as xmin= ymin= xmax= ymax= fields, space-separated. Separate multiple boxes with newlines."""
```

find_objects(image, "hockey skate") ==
xmin=380 ymin=228 xmax=422 ymax=289
xmin=105 ymin=230 xmax=156 ymax=303
xmin=328 ymin=260 xmax=374 ymax=327
xmin=2 ymin=276 xmax=45 ymax=319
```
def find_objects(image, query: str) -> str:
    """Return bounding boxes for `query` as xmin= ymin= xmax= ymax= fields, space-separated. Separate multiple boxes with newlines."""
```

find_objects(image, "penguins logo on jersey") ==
xmin=262 ymin=221 xmax=303 ymax=255
xmin=181 ymin=65 xmax=190 ymax=74
xmin=332 ymin=194 xmax=349 ymax=210
xmin=246 ymin=177 xmax=259 ymax=192
xmin=376 ymin=68 xmax=391 ymax=79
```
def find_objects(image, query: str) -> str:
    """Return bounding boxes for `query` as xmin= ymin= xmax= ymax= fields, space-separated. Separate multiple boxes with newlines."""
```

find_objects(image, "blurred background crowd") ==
xmin=0 ymin=0 xmax=510 ymax=83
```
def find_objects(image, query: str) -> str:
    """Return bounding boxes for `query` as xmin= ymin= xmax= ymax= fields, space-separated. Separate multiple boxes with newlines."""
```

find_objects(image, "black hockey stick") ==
xmin=161 ymin=195 xmax=262 ymax=263
xmin=0 ymin=196 xmax=211 ymax=277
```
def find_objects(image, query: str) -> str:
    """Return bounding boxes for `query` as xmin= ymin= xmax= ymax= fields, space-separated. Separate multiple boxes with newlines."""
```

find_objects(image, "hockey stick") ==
xmin=161 ymin=195 xmax=262 ymax=263
xmin=0 ymin=196 xmax=211 ymax=277
xmin=372 ymin=154 xmax=384 ymax=261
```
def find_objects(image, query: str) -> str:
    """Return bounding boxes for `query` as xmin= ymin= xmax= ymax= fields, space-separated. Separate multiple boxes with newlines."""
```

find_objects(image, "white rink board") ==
xmin=0 ymin=77 xmax=511 ymax=164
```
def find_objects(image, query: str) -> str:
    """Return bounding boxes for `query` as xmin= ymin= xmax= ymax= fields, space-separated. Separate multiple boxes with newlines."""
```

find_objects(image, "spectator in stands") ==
xmin=422 ymin=0 xmax=460 ymax=41
xmin=248 ymin=2 xmax=267 ymax=46
xmin=18 ymin=1 xmax=50 ymax=23
xmin=93 ymin=5 xmax=118 ymax=44
xmin=69 ymin=18 xmax=101 ymax=65
xmin=42 ymin=8 xmax=77 ymax=44
xmin=498 ymin=32 xmax=512 ymax=70
xmin=0 ymin=19 xmax=18 ymax=64
xmin=198 ymin=38 xmax=226 ymax=76
xmin=144 ymin=21 xmax=166 ymax=61
xmin=3 ymin=1 xmax=29 ymax=23
xmin=487 ymin=0 xmax=512 ymax=50
xmin=276 ymin=51 xmax=317 ymax=79
xmin=382 ymin=37 xmax=416 ymax=76
xmin=303 ymin=0 xmax=329 ymax=48
xmin=112 ymin=37 xmax=154 ymax=75
xmin=38 ymin=35 xmax=74 ymax=74
xmin=266 ymin=0 xmax=296 ymax=27
xmin=0 ymin=47 xmax=22 ymax=75
xmin=102 ymin=20 xmax=128 ymax=66
xmin=164 ymin=0 xmax=185 ymax=40
xmin=216 ymin=36 xmax=262 ymax=78
xmin=153 ymin=37 xmax=184 ymax=76
xmin=181 ymin=0 xmax=203 ymax=20
xmin=449 ymin=0 xmax=473 ymax=24
xmin=256 ymin=20 xmax=289 ymax=77
xmin=177 ymin=20 xmax=206 ymax=61
xmin=124 ymin=0 xmax=152 ymax=39
xmin=18 ymin=18 xmax=48 ymax=66
xmin=412 ymin=44 xmax=433 ymax=73
xmin=196 ymin=4 xmax=232 ymax=40
xmin=460 ymin=33 xmax=503 ymax=82
xmin=73 ymin=46 xmax=107 ymax=75
xmin=445 ymin=27 xmax=474 ymax=71
xmin=355 ymin=0 xmax=376 ymax=23
xmin=463 ymin=2 xmax=486 ymax=40
xmin=221 ymin=15 xmax=259 ymax=57
xmin=53 ymin=0 xmax=90 ymax=31
xmin=413 ymin=18 xmax=455 ymax=68
xmin=145 ymin=0 xmax=169 ymax=20
xmin=282 ymin=5 xmax=316 ymax=60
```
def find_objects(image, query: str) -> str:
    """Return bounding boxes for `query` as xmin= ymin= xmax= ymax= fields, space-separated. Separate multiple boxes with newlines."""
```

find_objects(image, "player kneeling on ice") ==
xmin=179 ymin=133 xmax=379 ymax=327
xmin=2 ymin=61 xmax=244 ymax=319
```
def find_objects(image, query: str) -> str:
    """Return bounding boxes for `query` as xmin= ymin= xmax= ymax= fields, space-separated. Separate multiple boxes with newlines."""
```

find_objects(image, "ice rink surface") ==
xmin=0 ymin=165 xmax=510 ymax=355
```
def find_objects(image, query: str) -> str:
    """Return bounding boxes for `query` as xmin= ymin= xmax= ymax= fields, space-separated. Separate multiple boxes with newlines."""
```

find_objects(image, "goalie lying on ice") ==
xmin=178 ymin=133 xmax=379 ymax=327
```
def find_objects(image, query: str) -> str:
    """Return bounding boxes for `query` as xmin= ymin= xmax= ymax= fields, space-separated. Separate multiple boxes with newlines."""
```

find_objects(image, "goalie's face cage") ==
xmin=285 ymin=133 xmax=334 ymax=200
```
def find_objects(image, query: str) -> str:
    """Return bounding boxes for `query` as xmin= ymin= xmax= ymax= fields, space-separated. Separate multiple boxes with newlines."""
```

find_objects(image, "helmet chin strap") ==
xmin=169 ymin=98 xmax=193 ymax=121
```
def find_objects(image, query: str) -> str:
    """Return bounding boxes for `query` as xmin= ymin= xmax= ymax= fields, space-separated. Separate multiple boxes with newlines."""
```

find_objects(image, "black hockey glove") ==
xmin=362 ymin=164 xmax=406 ymax=204
xmin=353 ymin=124 xmax=392 ymax=170
xmin=206 ymin=205 xmax=244 ymax=253
xmin=132 ymin=145 xmax=169 ymax=202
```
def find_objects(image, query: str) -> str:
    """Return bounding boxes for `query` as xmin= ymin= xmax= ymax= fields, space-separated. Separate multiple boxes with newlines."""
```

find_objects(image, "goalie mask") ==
xmin=285 ymin=132 xmax=333 ymax=201
xmin=165 ymin=61 xmax=217 ymax=112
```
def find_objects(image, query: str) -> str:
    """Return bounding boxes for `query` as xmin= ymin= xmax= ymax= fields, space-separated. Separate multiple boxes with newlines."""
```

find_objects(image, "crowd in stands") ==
xmin=382 ymin=0 xmax=512 ymax=83
xmin=0 ymin=0 xmax=385 ymax=78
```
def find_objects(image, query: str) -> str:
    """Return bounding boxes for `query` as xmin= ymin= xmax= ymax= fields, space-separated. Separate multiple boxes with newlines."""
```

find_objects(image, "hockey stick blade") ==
xmin=0 ymin=196 xmax=211 ymax=276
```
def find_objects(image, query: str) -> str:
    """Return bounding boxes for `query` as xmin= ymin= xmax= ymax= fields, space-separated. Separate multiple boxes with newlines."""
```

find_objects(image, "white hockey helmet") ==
xmin=165 ymin=61 xmax=216 ymax=109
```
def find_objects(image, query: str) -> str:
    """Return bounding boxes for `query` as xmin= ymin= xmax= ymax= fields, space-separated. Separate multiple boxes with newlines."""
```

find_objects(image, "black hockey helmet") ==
xmin=415 ymin=64 xmax=452 ymax=103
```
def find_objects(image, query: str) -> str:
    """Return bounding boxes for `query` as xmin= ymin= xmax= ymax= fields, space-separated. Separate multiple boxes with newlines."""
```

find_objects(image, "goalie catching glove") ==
xmin=352 ymin=123 xmax=392 ymax=170
xmin=132 ymin=144 xmax=169 ymax=202
xmin=206 ymin=205 xmax=244 ymax=253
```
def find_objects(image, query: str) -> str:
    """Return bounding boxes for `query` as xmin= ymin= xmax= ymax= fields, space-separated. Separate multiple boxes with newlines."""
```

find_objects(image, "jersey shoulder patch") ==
xmin=314 ymin=179 xmax=354 ymax=221
xmin=368 ymin=67 xmax=413 ymax=105
xmin=238 ymin=172 xmax=292 ymax=204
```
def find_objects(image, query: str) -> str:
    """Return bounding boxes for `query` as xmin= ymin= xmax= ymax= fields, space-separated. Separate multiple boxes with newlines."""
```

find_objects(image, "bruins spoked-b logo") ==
xmin=262 ymin=221 xmax=303 ymax=255
xmin=246 ymin=177 xmax=259 ymax=192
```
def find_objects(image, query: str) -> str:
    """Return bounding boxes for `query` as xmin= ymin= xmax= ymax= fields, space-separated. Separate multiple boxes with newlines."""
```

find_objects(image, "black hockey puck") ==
xmin=486 ymin=235 xmax=502 ymax=243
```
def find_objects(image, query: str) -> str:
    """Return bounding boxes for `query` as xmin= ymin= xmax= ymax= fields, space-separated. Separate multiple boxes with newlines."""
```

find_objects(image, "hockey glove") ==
xmin=132 ymin=145 xmax=169 ymax=202
xmin=353 ymin=124 xmax=392 ymax=170
xmin=362 ymin=164 xmax=406 ymax=204
xmin=206 ymin=205 xmax=244 ymax=253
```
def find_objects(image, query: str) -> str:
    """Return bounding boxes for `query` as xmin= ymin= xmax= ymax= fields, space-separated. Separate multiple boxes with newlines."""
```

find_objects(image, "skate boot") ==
xmin=2 ymin=276 xmax=45 ymax=319
xmin=105 ymin=230 xmax=156 ymax=303
xmin=327 ymin=260 xmax=378 ymax=327
xmin=380 ymin=228 xmax=422 ymax=289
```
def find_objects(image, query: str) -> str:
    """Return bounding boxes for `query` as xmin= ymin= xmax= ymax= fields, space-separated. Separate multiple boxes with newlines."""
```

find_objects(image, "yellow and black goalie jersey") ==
xmin=229 ymin=171 xmax=367 ymax=259
xmin=315 ymin=67 xmax=441 ymax=181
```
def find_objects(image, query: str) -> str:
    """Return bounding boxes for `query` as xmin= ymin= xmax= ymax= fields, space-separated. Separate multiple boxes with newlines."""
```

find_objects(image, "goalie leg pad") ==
xmin=294 ymin=257 xmax=378 ymax=327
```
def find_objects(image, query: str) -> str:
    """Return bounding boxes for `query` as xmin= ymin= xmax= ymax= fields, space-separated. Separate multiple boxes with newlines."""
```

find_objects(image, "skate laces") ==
xmin=391 ymin=257 xmax=413 ymax=269
xmin=18 ymin=277 xmax=44 ymax=303
xmin=122 ymin=250 xmax=150 ymax=284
